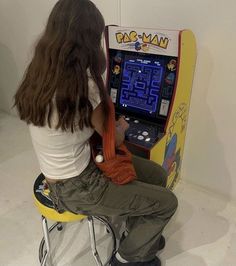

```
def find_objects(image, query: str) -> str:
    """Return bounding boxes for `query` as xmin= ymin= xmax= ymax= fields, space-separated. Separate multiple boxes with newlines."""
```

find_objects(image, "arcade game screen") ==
xmin=119 ymin=55 xmax=165 ymax=118
xmin=109 ymin=49 xmax=178 ymax=127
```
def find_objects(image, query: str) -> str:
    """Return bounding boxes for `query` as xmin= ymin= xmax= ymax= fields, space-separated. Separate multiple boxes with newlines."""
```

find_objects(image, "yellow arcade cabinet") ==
xmin=105 ymin=26 xmax=197 ymax=189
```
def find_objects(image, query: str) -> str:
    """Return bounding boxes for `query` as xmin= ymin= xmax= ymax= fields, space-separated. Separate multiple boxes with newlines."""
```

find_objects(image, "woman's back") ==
xmin=29 ymin=122 xmax=92 ymax=179
xmin=29 ymin=75 xmax=101 ymax=180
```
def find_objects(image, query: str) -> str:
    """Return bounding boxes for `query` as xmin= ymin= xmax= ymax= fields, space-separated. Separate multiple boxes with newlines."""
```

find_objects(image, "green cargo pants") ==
xmin=48 ymin=155 xmax=178 ymax=262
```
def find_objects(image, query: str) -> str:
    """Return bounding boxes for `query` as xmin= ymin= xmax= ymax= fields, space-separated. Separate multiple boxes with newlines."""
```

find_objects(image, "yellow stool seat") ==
xmin=34 ymin=194 xmax=86 ymax=222
xmin=33 ymin=173 xmax=86 ymax=222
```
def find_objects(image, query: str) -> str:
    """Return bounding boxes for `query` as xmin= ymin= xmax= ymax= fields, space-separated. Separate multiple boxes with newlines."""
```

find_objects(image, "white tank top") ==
xmin=29 ymin=77 xmax=101 ymax=180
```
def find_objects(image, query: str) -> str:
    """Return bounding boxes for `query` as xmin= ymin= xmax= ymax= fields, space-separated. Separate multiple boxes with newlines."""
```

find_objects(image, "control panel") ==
xmin=116 ymin=115 xmax=164 ymax=149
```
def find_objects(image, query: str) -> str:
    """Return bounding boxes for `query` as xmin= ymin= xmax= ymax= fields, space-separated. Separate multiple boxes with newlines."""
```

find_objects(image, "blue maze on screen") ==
xmin=120 ymin=56 xmax=164 ymax=115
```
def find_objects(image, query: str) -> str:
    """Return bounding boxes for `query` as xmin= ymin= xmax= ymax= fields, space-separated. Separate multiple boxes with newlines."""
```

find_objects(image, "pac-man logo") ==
xmin=115 ymin=31 xmax=169 ymax=50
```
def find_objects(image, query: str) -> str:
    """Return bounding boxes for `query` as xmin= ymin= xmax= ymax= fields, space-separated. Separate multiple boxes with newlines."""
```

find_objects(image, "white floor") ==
xmin=0 ymin=111 xmax=236 ymax=266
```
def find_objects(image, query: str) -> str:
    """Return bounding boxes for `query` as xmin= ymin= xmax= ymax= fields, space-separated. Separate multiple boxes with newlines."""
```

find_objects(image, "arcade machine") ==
xmin=105 ymin=26 xmax=197 ymax=189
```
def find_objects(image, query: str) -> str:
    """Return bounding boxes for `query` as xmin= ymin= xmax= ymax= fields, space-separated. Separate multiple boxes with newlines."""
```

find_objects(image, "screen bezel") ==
xmin=108 ymin=49 xmax=177 ymax=127
xmin=118 ymin=53 xmax=165 ymax=119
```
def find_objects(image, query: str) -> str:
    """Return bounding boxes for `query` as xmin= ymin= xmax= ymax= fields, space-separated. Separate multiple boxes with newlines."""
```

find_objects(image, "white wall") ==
xmin=0 ymin=0 xmax=55 ymax=113
xmin=0 ymin=0 xmax=235 ymax=201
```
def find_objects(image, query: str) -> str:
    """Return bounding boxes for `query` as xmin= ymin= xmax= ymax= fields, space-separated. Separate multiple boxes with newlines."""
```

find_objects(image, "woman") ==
xmin=14 ymin=0 xmax=178 ymax=265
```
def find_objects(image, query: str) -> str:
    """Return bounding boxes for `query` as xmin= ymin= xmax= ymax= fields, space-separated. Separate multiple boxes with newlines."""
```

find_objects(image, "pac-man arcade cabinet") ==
xmin=105 ymin=26 xmax=197 ymax=189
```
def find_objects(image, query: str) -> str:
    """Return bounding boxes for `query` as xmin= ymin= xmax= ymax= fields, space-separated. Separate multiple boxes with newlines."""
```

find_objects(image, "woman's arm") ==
xmin=91 ymin=103 xmax=129 ymax=147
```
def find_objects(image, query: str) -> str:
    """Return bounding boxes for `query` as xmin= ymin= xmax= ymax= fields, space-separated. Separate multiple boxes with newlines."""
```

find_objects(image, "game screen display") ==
xmin=118 ymin=55 xmax=165 ymax=118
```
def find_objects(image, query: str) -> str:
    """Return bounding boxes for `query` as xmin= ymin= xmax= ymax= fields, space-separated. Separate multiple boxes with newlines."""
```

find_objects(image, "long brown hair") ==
xmin=14 ymin=0 xmax=109 ymax=132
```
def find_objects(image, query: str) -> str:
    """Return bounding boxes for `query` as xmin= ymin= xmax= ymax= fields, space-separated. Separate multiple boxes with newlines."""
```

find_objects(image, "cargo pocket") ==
xmin=129 ymin=194 xmax=160 ymax=215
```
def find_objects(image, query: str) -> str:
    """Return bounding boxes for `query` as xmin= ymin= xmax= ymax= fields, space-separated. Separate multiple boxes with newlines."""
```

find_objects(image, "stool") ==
xmin=34 ymin=173 xmax=117 ymax=266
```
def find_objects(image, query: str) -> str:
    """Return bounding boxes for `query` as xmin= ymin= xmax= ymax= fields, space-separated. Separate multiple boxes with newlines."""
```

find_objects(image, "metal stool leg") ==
xmin=38 ymin=216 xmax=116 ymax=266
xmin=93 ymin=216 xmax=117 ymax=266
xmin=87 ymin=216 xmax=103 ymax=266
xmin=41 ymin=216 xmax=53 ymax=266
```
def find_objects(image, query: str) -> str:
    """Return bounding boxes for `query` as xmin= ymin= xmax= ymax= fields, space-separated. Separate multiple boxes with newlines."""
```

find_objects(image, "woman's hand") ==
xmin=115 ymin=116 xmax=129 ymax=147
xmin=92 ymin=104 xmax=129 ymax=147
xmin=116 ymin=116 xmax=129 ymax=132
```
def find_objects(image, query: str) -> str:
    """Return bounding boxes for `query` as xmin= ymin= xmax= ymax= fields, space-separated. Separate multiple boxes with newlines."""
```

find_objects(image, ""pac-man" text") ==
xmin=115 ymin=31 xmax=169 ymax=49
